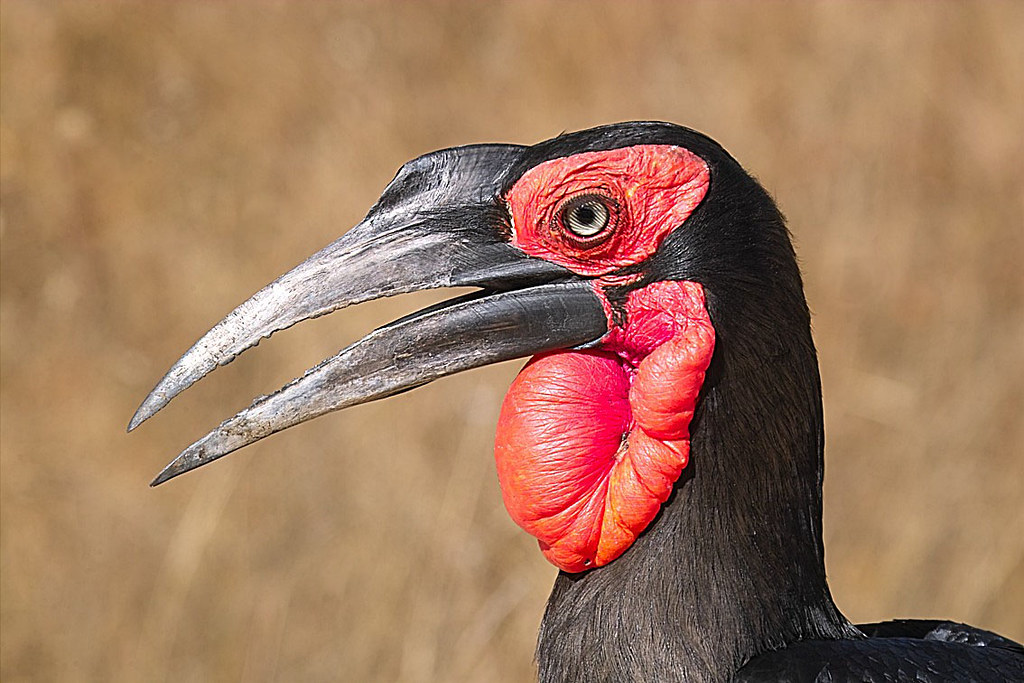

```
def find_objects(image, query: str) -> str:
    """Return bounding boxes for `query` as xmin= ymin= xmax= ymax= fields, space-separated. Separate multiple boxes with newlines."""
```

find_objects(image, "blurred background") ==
xmin=2 ymin=2 xmax=1022 ymax=681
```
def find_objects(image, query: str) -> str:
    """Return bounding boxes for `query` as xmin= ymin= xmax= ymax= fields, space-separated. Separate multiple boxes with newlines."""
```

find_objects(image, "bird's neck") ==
xmin=535 ymin=293 xmax=855 ymax=683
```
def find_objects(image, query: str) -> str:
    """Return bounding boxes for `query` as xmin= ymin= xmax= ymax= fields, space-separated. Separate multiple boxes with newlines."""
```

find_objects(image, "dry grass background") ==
xmin=2 ymin=2 xmax=1022 ymax=681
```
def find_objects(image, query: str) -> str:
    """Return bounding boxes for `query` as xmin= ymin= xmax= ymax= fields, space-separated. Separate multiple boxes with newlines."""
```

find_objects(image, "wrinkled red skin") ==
xmin=495 ymin=281 xmax=714 ymax=572
xmin=495 ymin=146 xmax=715 ymax=573
xmin=507 ymin=145 xmax=710 ymax=275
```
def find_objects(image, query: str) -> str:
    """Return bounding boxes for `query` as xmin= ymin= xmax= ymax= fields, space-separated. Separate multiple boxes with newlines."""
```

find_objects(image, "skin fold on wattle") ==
xmin=495 ymin=280 xmax=715 ymax=572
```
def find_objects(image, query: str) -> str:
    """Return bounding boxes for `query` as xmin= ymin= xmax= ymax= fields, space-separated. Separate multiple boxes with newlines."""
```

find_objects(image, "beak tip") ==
xmin=150 ymin=461 xmax=182 ymax=487
xmin=127 ymin=412 xmax=144 ymax=433
xmin=129 ymin=389 xmax=171 ymax=433
xmin=149 ymin=426 xmax=240 ymax=487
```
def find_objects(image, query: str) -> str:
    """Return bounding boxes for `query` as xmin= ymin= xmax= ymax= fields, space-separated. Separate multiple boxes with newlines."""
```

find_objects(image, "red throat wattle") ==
xmin=495 ymin=281 xmax=714 ymax=572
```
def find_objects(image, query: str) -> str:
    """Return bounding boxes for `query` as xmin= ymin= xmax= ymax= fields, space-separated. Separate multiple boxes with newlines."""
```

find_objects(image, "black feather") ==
xmin=503 ymin=123 xmax=1022 ymax=682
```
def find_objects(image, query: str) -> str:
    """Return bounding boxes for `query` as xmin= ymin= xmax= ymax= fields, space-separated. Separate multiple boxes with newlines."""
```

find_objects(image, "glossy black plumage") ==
xmin=737 ymin=621 xmax=1024 ymax=682
xmin=137 ymin=122 xmax=1023 ymax=682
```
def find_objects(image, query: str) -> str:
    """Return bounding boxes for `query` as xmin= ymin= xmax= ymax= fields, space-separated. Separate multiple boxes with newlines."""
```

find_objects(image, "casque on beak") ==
xmin=131 ymin=144 xmax=608 ymax=485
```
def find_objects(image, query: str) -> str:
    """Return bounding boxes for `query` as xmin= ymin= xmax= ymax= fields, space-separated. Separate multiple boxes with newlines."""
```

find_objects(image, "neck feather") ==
xmin=535 ymin=280 xmax=856 ymax=683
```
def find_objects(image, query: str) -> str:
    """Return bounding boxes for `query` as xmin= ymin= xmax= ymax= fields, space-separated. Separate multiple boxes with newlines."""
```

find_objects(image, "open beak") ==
xmin=131 ymin=145 xmax=609 ymax=485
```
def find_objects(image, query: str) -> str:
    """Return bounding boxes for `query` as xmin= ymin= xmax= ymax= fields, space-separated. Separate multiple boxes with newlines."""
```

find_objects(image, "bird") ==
xmin=130 ymin=122 xmax=1023 ymax=682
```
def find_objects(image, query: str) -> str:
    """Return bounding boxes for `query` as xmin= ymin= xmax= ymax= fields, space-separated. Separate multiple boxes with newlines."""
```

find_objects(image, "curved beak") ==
xmin=131 ymin=145 xmax=608 ymax=485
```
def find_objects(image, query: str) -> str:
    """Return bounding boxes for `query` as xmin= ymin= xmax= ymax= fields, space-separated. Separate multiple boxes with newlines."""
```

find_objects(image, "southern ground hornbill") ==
xmin=131 ymin=122 xmax=1023 ymax=681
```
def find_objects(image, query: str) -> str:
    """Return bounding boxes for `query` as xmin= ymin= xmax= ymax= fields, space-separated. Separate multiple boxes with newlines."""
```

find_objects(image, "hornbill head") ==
xmin=133 ymin=122 xmax=801 ymax=574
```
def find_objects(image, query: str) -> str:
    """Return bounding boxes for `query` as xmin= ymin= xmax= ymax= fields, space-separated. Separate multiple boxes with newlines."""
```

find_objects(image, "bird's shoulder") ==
xmin=856 ymin=619 xmax=1024 ymax=651
xmin=733 ymin=621 xmax=1024 ymax=683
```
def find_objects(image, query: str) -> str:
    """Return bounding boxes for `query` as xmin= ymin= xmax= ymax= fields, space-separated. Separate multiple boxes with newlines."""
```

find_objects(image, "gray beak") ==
xmin=131 ymin=145 xmax=608 ymax=485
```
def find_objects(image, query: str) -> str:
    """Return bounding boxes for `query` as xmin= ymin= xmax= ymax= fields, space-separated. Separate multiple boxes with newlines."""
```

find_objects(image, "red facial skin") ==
xmin=507 ymin=145 xmax=710 ymax=275
xmin=495 ymin=146 xmax=715 ymax=572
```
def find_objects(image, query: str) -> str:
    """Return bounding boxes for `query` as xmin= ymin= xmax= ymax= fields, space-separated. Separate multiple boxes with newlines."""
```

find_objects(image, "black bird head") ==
xmin=133 ymin=121 xmax=812 ymax=573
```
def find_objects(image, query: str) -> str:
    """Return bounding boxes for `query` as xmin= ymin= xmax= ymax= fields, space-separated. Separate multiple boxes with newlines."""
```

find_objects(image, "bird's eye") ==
xmin=559 ymin=195 xmax=613 ymax=243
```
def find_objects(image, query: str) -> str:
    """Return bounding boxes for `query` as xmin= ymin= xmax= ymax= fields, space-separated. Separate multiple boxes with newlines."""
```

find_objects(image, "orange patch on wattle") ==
xmin=494 ymin=281 xmax=715 ymax=572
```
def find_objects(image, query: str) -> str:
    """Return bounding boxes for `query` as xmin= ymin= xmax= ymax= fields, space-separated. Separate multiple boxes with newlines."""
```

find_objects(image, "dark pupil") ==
xmin=574 ymin=205 xmax=597 ymax=226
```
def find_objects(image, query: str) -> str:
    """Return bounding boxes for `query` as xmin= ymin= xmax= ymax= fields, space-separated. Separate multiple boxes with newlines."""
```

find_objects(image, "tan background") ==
xmin=2 ymin=3 xmax=1022 ymax=681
